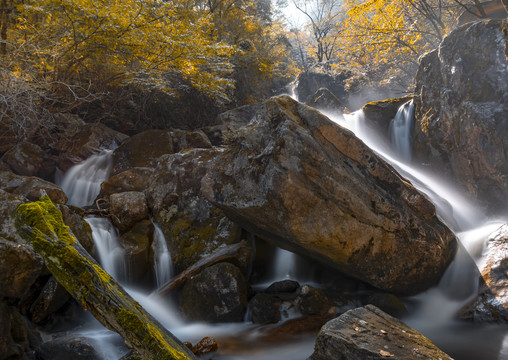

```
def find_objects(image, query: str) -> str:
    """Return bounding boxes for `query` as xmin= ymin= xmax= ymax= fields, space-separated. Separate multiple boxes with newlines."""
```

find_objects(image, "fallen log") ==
xmin=152 ymin=240 xmax=250 ymax=298
xmin=15 ymin=195 xmax=197 ymax=360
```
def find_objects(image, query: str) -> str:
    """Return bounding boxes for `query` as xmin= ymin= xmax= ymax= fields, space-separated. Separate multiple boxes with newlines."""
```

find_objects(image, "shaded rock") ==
xmin=0 ymin=189 xmax=42 ymax=299
xmin=308 ymin=305 xmax=453 ymax=360
xmin=295 ymin=71 xmax=349 ymax=107
xmin=366 ymin=292 xmax=408 ymax=317
xmin=30 ymin=277 xmax=71 ymax=324
xmin=53 ymin=122 xmax=128 ymax=170
xmin=36 ymin=336 xmax=100 ymax=360
xmin=118 ymin=220 xmax=154 ymax=286
xmin=0 ymin=119 xmax=17 ymax=156
xmin=179 ymin=262 xmax=248 ymax=323
xmin=305 ymin=88 xmax=349 ymax=115
xmin=112 ymin=130 xmax=174 ymax=175
xmin=58 ymin=205 xmax=95 ymax=255
xmin=200 ymin=95 xmax=456 ymax=295
xmin=296 ymin=285 xmax=330 ymax=316
xmin=145 ymin=151 xmax=241 ymax=274
xmin=99 ymin=167 xmax=155 ymax=198
xmin=361 ymin=96 xmax=413 ymax=139
xmin=0 ymin=171 xmax=68 ymax=205
xmin=248 ymin=293 xmax=282 ymax=324
xmin=171 ymin=129 xmax=212 ymax=152
xmin=266 ymin=280 xmax=301 ymax=294
xmin=109 ymin=191 xmax=149 ymax=232
xmin=0 ymin=142 xmax=44 ymax=176
xmin=414 ymin=19 xmax=508 ymax=212
xmin=259 ymin=314 xmax=333 ymax=341
xmin=0 ymin=301 xmax=40 ymax=360
xmin=460 ymin=223 xmax=508 ymax=322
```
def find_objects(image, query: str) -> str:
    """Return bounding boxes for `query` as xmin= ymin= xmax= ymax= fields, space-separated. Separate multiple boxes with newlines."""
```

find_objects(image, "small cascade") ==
xmin=288 ymin=81 xmax=299 ymax=101
xmin=273 ymin=248 xmax=297 ymax=280
xmin=389 ymin=100 xmax=415 ymax=162
xmin=152 ymin=223 xmax=173 ymax=289
xmin=57 ymin=150 xmax=113 ymax=207
xmin=86 ymin=217 xmax=126 ymax=281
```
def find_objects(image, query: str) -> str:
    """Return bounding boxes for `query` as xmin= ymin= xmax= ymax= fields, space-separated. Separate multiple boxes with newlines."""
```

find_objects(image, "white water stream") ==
xmin=56 ymin=99 xmax=508 ymax=359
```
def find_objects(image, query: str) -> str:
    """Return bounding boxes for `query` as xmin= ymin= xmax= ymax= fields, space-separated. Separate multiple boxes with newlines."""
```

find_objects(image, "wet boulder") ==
xmin=118 ymin=220 xmax=154 ymax=286
xmin=461 ymin=223 xmax=508 ymax=322
xmin=36 ymin=336 xmax=100 ymax=360
xmin=296 ymin=285 xmax=331 ymax=316
xmin=179 ymin=262 xmax=248 ymax=323
xmin=109 ymin=191 xmax=149 ymax=232
xmin=247 ymin=293 xmax=282 ymax=324
xmin=413 ymin=19 xmax=508 ymax=212
xmin=200 ymin=95 xmax=456 ymax=295
xmin=145 ymin=151 xmax=241 ymax=274
xmin=308 ymin=305 xmax=453 ymax=360
xmin=98 ymin=167 xmax=155 ymax=198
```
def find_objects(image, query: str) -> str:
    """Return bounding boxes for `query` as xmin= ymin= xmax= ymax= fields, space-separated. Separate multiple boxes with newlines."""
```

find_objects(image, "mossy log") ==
xmin=15 ymin=195 xmax=197 ymax=360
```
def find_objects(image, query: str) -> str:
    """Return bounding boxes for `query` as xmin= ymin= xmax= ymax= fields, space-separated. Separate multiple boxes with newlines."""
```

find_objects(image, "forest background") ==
xmin=0 ymin=0 xmax=503 ymax=141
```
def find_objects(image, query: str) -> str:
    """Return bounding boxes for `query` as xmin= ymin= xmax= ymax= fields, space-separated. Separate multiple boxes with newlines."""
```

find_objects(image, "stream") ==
xmin=55 ymin=99 xmax=508 ymax=359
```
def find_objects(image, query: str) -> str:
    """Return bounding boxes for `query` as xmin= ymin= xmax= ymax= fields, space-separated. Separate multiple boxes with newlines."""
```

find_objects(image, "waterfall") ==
xmin=272 ymin=248 xmax=296 ymax=280
xmin=57 ymin=150 xmax=113 ymax=207
xmin=85 ymin=217 xmax=125 ymax=281
xmin=389 ymin=100 xmax=415 ymax=162
xmin=153 ymin=223 xmax=173 ymax=289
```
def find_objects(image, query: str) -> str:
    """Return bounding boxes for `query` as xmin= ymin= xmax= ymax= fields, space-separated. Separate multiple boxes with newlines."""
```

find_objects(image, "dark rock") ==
xmin=361 ymin=96 xmax=413 ymax=139
xmin=460 ymin=223 xmax=508 ymax=322
xmin=308 ymin=305 xmax=453 ymax=360
xmin=248 ymin=293 xmax=282 ymax=324
xmin=296 ymin=285 xmax=330 ymax=316
xmin=413 ymin=19 xmax=508 ymax=212
xmin=30 ymin=277 xmax=71 ymax=324
xmin=36 ymin=336 xmax=100 ymax=360
xmin=111 ymin=130 xmax=174 ymax=175
xmin=170 ymin=129 xmax=212 ymax=152
xmin=145 ymin=151 xmax=241 ymax=274
xmin=179 ymin=262 xmax=248 ymax=323
xmin=0 ymin=142 xmax=44 ymax=176
xmin=266 ymin=280 xmax=301 ymax=294
xmin=118 ymin=220 xmax=154 ymax=286
xmin=58 ymin=205 xmax=95 ymax=255
xmin=366 ymin=292 xmax=408 ymax=317
xmin=109 ymin=191 xmax=149 ymax=232
xmin=0 ymin=189 xmax=43 ymax=299
xmin=200 ymin=95 xmax=456 ymax=295
xmin=296 ymin=71 xmax=349 ymax=107
xmin=99 ymin=167 xmax=155 ymax=198
xmin=305 ymin=88 xmax=349 ymax=114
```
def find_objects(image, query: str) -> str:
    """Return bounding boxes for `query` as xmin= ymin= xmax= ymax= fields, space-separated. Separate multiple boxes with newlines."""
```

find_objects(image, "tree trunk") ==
xmin=15 ymin=195 xmax=197 ymax=360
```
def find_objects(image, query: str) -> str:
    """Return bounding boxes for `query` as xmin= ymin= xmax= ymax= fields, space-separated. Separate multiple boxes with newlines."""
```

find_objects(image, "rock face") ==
xmin=200 ymin=96 xmax=456 ymax=295
xmin=305 ymin=88 xmax=349 ymax=115
xmin=295 ymin=71 xmax=349 ymax=107
xmin=413 ymin=19 xmax=508 ymax=212
xmin=461 ymin=223 xmax=508 ymax=322
xmin=179 ymin=262 xmax=248 ymax=323
xmin=362 ymin=97 xmax=413 ymax=139
xmin=109 ymin=191 xmax=149 ymax=232
xmin=308 ymin=305 xmax=453 ymax=360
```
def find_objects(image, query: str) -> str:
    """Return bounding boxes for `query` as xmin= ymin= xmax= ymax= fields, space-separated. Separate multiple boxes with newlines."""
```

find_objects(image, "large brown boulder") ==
xmin=0 ymin=142 xmax=45 ymax=176
xmin=0 ymin=171 xmax=67 ymax=205
xmin=461 ymin=223 xmax=508 ymax=322
xmin=198 ymin=96 xmax=455 ymax=295
xmin=413 ymin=19 xmax=508 ymax=212
xmin=308 ymin=305 xmax=452 ymax=360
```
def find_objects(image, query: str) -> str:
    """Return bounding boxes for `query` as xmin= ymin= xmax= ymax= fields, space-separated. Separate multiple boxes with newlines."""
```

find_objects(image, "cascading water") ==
xmin=331 ymin=107 xmax=508 ymax=360
xmin=388 ymin=100 xmax=415 ymax=162
xmin=57 ymin=150 xmax=113 ymax=207
xmin=153 ymin=223 xmax=173 ymax=289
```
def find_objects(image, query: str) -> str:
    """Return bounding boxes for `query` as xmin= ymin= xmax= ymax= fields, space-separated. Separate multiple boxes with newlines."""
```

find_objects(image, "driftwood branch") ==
xmin=152 ymin=240 xmax=249 ymax=298
xmin=15 ymin=195 xmax=196 ymax=360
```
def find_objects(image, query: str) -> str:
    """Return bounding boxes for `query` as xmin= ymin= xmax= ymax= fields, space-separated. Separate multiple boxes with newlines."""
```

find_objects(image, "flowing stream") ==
xmin=57 ymin=101 xmax=508 ymax=359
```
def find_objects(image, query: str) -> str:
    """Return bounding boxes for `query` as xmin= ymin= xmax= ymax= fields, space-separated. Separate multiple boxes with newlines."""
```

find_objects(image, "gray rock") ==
xmin=1 ymin=142 xmax=44 ymax=176
xmin=247 ymin=293 xmax=282 ymax=324
xmin=109 ymin=191 xmax=149 ymax=232
xmin=0 ymin=171 xmax=68 ymax=205
xmin=308 ymin=305 xmax=453 ymax=360
xmin=305 ymin=88 xmax=349 ymax=114
xmin=413 ymin=19 xmax=508 ymax=212
xmin=179 ymin=262 xmax=248 ymax=323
